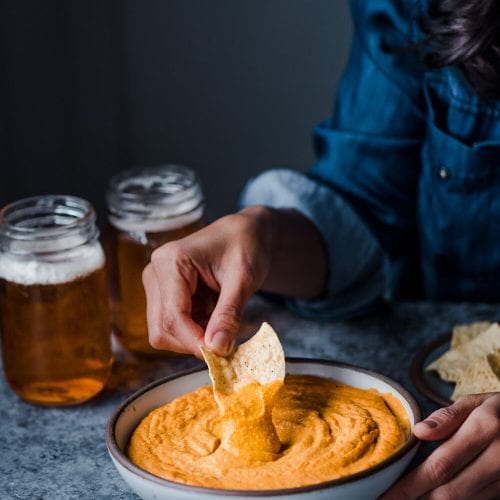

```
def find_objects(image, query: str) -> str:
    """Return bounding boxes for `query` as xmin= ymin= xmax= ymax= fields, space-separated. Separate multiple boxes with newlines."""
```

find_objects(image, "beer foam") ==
xmin=0 ymin=243 xmax=105 ymax=285
xmin=109 ymin=204 xmax=204 ymax=233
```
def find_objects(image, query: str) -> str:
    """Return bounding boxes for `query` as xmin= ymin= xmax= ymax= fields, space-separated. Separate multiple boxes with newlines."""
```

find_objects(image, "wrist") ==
xmin=239 ymin=205 xmax=327 ymax=299
xmin=238 ymin=204 xmax=278 ymax=257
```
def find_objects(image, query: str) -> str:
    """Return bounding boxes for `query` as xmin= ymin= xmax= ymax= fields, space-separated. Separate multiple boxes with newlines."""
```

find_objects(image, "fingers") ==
xmin=204 ymin=270 xmax=253 ymax=356
xmin=143 ymin=264 xmax=192 ymax=354
xmin=143 ymin=213 xmax=269 ymax=357
xmin=381 ymin=393 xmax=500 ymax=500
xmin=422 ymin=438 xmax=500 ymax=500
xmin=143 ymin=249 xmax=206 ymax=356
xmin=155 ymin=249 xmax=207 ymax=355
xmin=414 ymin=394 xmax=489 ymax=441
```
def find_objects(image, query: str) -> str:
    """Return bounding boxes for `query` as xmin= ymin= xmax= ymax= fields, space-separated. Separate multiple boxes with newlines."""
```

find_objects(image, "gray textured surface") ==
xmin=1 ymin=297 xmax=497 ymax=499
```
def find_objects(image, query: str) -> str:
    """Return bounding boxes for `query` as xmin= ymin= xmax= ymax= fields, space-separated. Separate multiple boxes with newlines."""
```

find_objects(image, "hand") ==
xmin=381 ymin=392 xmax=500 ymax=500
xmin=142 ymin=206 xmax=274 ymax=357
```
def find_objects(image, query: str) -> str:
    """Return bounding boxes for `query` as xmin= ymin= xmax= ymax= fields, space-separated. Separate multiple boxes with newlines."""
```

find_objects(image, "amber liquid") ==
xmin=105 ymin=219 xmax=205 ymax=355
xmin=0 ymin=267 xmax=113 ymax=405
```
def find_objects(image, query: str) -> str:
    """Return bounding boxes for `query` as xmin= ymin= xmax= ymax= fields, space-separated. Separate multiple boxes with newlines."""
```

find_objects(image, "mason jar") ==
xmin=105 ymin=165 xmax=205 ymax=355
xmin=0 ymin=195 xmax=113 ymax=406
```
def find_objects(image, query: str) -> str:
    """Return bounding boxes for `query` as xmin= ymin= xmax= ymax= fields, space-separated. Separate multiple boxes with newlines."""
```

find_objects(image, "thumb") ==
xmin=414 ymin=394 xmax=487 ymax=441
xmin=204 ymin=278 xmax=251 ymax=357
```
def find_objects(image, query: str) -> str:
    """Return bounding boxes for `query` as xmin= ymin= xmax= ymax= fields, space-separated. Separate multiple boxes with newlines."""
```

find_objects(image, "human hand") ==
xmin=142 ymin=206 xmax=274 ymax=358
xmin=381 ymin=392 xmax=500 ymax=500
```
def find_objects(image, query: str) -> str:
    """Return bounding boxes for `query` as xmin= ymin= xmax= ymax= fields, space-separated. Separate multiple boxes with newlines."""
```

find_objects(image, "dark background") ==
xmin=0 ymin=0 xmax=352 ymax=222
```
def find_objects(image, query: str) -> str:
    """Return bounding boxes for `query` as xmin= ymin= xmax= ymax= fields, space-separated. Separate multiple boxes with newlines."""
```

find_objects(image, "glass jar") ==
xmin=105 ymin=164 xmax=205 ymax=355
xmin=0 ymin=195 xmax=113 ymax=406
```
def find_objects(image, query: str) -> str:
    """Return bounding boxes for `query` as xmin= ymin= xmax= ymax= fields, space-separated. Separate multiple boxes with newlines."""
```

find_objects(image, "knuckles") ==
xmin=148 ymin=316 xmax=176 ymax=350
xmin=431 ymin=403 xmax=461 ymax=425
xmin=151 ymin=243 xmax=195 ymax=281
xmin=150 ymin=241 xmax=181 ymax=268
xmin=484 ymin=393 xmax=500 ymax=422
xmin=148 ymin=333 xmax=165 ymax=350
xmin=425 ymin=455 xmax=455 ymax=486
xmin=215 ymin=303 xmax=242 ymax=326
xmin=160 ymin=315 xmax=177 ymax=339
xmin=475 ymin=405 xmax=500 ymax=438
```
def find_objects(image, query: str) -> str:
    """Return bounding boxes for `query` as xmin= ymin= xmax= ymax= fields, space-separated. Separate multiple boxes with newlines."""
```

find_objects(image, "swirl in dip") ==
xmin=127 ymin=373 xmax=410 ymax=490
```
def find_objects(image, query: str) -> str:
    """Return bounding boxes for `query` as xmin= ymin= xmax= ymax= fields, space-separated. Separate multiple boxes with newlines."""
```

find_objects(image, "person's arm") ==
xmin=142 ymin=205 xmax=327 ymax=357
xmin=144 ymin=0 xmax=428 ymax=357
xmin=240 ymin=168 xmax=385 ymax=321
xmin=259 ymin=206 xmax=328 ymax=299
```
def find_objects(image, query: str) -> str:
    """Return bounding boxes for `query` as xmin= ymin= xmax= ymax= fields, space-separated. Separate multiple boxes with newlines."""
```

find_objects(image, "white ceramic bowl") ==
xmin=106 ymin=358 xmax=421 ymax=500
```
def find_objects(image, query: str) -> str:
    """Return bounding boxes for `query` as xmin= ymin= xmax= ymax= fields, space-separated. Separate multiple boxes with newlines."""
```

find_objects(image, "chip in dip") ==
xmin=127 ymin=323 xmax=410 ymax=490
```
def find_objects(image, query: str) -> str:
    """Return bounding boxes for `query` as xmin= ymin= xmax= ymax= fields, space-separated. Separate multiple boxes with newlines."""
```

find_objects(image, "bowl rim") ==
xmin=106 ymin=357 xmax=421 ymax=497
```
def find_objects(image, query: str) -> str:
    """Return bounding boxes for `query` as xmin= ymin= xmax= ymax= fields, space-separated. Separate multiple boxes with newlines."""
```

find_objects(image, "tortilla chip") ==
xmin=451 ymin=321 xmax=492 ymax=349
xmin=426 ymin=323 xmax=500 ymax=382
xmin=201 ymin=322 xmax=285 ymax=461
xmin=451 ymin=350 xmax=500 ymax=401
xmin=200 ymin=322 xmax=285 ymax=397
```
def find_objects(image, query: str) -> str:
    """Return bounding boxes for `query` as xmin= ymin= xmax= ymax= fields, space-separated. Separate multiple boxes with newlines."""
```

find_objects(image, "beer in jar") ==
xmin=0 ymin=195 xmax=112 ymax=405
xmin=106 ymin=165 xmax=205 ymax=355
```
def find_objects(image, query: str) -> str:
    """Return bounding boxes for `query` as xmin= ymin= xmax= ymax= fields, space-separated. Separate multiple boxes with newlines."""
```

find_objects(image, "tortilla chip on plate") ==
xmin=451 ymin=350 xmax=500 ymax=401
xmin=451 ymin=321 xmax=492 ymax=349
xmin=426 ymin=323 xmax=500 ymax=382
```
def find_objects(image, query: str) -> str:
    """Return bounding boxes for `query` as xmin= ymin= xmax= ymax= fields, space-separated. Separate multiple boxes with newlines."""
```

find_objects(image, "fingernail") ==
xmin=208 ymin=331 xmax=230 ymax=355
xmin=421 ymin=419 xmax=438 ymax=429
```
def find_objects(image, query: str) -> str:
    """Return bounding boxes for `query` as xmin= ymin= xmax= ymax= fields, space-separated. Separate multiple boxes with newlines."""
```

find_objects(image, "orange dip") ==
xmin=127 ymin=374 xmax=410 ymax=490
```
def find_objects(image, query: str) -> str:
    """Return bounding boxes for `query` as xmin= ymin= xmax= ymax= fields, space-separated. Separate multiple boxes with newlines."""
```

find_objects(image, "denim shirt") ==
xmin=242 ymin=0 xmax=500 ymax=320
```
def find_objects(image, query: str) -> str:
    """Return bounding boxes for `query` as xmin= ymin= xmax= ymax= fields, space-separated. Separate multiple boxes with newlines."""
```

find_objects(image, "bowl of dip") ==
xmin=106 ymin=358 xmax=421 ymax=500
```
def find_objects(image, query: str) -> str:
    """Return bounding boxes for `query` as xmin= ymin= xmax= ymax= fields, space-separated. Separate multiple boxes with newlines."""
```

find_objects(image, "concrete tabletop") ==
xmin=1 ymin=296 xmax=497 ymax=499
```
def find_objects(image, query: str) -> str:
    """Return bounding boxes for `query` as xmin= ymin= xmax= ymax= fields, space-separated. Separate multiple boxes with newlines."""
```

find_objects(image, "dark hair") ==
xmin=423 ymin=0 xmax=500 ymax=101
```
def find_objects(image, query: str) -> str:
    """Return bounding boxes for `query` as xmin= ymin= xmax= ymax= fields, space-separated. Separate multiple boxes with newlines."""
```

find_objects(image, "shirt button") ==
xmin=438 ymin=166 xmax=451 ymax=180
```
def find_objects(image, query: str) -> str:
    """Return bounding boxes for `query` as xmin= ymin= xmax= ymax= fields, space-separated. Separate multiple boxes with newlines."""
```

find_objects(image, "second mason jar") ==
xmin=106 ymin=165 xmax=205 ymax=355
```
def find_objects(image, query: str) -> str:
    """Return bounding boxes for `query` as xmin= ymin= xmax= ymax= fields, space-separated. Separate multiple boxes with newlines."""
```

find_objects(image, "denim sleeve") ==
xmin=240 ymin=169 xmax=384 ymax=320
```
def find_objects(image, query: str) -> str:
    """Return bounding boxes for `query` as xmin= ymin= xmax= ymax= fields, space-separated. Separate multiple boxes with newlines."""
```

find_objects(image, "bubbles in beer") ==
xmin=0 ymin=195 xmax=112 ymax=405
xmin=108 ymin=205 xmax=204 ymax=233
xmin=0 ymin=242 xmax=105 ymax=285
